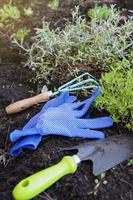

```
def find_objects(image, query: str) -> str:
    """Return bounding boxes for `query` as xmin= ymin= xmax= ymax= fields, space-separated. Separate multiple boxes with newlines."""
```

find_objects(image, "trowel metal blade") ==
xmin=65 ymin=136 xmax=133 ymax=176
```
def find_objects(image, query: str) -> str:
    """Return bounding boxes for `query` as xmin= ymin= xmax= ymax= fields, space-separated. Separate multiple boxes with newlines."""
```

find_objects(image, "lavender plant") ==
xmin=14 ymin=5 xmax=133 ymax=82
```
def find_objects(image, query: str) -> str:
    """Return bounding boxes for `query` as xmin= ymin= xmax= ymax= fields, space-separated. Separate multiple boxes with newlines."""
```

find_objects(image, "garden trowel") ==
xmin=13 ymin=135 xmax=133 ymax=200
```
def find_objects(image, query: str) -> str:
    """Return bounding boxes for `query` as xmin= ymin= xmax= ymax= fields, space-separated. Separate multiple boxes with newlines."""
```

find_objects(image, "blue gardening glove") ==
xmin=10 ymin=88 xmax=113 ymax=157
xmin=10 ymin=92 xmax=77 ymax=157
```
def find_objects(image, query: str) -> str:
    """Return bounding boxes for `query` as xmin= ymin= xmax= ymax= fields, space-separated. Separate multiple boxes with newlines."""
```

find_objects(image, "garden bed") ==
xmin=0 ymin=1 xmax=133 ymax=200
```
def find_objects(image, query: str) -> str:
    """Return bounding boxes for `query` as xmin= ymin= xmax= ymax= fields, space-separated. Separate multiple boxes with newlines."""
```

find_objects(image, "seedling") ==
xmin=127 ymin=159 xmax=133 ymax=166
xmin=48 ymin=0 xmax=59 ymax=10
xmin=0 ymin=1 xmax=20 ymax=25
xmin=0 ymin=152 xmax=9 ymax=167
xmin=23 ymin=7 xmax=33 ymax=17
xmin=88 ymin=173 xmax=108 ymax=196
xmin=12 ymin=28 xmax=30 ymax=45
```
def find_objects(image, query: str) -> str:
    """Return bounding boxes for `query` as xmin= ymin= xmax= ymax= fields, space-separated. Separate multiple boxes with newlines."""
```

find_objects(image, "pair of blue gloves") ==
xmin=10 ymin=88 xmax=113 ymax=157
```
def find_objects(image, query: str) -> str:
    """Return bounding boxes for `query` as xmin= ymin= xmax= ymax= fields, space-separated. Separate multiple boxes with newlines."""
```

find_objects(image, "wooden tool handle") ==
xmin=5 ymin=91 xmax=52 ymax=114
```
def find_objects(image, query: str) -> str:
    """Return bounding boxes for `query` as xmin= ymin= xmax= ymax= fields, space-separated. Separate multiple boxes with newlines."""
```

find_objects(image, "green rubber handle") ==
xmin=13 ymin=156 xmax=78 ymax=200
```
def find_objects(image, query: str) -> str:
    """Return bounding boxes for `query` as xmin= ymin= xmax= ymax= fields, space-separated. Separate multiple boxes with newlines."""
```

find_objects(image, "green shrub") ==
xmin=95 ymin=60 xmax=133 ymax=130
xmin=14 ymin=5 xmax=132 ymax=82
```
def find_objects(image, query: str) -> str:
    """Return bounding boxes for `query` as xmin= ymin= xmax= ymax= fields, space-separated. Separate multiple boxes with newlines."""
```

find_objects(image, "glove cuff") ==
xmin=10 ymin=127 xmax=39 ymax=142
xmin=10 ymin=135 xmax=42 ymax=157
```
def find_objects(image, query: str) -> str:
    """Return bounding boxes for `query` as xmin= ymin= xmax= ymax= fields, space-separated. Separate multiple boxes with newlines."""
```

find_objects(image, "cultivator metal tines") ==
xmin=6 ymin=72 xmax=99 ymax=114
xmin=43 ymin=72 xmax=99 ymax=95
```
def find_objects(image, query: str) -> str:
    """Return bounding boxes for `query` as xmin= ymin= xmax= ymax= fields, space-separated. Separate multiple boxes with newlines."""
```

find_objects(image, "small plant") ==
xmin=127 ymin=159 xmax=133 ymax=166
xmin=48 ymin=0 xmax=59 ymax=10
xmin=0 ymin=151 xmax=8 ymax=167
xmin=88 ymin=173 xmax=107 ymax=196
xmin=0 ymin=1 xmax=20 ymax=25
xmin=23 ymin=7 xmax=33 ymax=17
xmin=88 ymin=4 xmax=112 ymax=20
xmin=95 ymin=60 xmax=133 ymax=130
xmin=12 ymin=28 xmax=30 ymax=45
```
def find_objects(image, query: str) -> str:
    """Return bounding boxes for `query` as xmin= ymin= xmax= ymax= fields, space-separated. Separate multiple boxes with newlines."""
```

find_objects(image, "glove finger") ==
xmin=75 ymin=87 xmax=101 ymax=118
xmin=10 ymin=135 xmax=42 ymax=157
xmin=77 ymin=117 xmax=113 ymax=129
xmin=66 ymin=95 xmax=77 ymax=103
xmin=72 ymin=100 xmax=88 ymax=109
xmin=56 ymin=92 xmax=77 ymax=103
xmin=10 ymin=127 xmax=39 ymax=142
xmin=43 ymin=128 xmax=104 ymax=139
xmin=72 ymin=92 xmax=100 ymax=110
xmin=74 ymin=129 xmax=105 ymax=139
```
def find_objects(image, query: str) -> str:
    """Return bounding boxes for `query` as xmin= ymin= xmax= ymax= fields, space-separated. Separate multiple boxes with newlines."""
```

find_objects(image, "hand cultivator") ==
xmin=6 ymin=72 xmax=99 ymax=114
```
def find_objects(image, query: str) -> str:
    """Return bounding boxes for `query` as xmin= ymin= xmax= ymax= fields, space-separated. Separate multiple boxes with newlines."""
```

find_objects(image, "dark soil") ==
xmin=0 ymin=1 xmax=133 ymax=200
